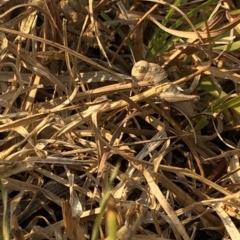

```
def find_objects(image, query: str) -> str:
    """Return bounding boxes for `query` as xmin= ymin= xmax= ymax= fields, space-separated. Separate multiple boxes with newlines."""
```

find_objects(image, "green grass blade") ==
xmin=213 ymin=40 xmax=240 ymax=52
xmin=194 ymin=116 xmax=210 ymax=132
xmin=91 ymin=164 xmax=119 ymax=240
xmin=200 ymin=77 xmax=240 ymax=114
xmin=147 ymin=0 xmax=219 ymax=57
xmin=147 ymin=0 xmax=182 ymax=57
xmin=212 ymin=96 xmax=240 ymax=113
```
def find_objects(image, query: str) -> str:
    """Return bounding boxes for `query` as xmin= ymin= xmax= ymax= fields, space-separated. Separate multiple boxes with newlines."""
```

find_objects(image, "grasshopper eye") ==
xmin=133 ymin=60 xmax=149 ymax=73
xmin=138 ymin=66 xmax=147 ymax=73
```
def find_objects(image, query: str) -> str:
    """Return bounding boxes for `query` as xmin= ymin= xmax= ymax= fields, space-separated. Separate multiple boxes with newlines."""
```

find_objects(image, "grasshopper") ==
xmin=131 ymin=60 xmax=199 ymax=116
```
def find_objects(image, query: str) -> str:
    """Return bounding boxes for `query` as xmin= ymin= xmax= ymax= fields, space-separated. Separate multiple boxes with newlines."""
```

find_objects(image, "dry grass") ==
xmin=1 ymin=0 xmax=240 ymax=240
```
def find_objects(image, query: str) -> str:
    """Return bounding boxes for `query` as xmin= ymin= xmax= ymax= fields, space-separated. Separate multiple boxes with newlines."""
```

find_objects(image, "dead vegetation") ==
xmin=1 ymin=0 xmax=240 ymax=239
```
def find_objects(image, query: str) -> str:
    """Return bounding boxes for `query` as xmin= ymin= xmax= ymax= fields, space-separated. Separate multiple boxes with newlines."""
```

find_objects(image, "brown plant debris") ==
xmin=1 ymin=1 xmax=240 ymax=240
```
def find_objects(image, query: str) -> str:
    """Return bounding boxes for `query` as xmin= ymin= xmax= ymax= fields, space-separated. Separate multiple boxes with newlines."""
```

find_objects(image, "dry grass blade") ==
xmin=213 ymin=203 xmax=240 ymax=240
xmin=115 ymin=203 xmax=145 ymax=240
xmin=153 ymin=171 xmax=223 ymax=228
xmin=1 ymin=1 xmax=240 ymax=239
xmin=0 ymin=27 xmax=125 ymax=82
xmin=0 ymin=179 xmax=10 ymax=240
xmin=143 ymin=169 xmax=190 ymax=240
xmin=149 ymin=13 xmax=240 ymax=40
